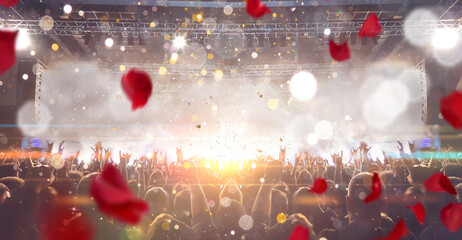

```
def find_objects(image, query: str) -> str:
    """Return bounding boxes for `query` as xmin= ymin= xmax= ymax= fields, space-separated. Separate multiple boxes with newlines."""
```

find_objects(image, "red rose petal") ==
xmin=441 ymin=91 xmax=462 ymax=129
xmin=424 ymin=173 xmax=457 ymax=195
xmin=365 ymin=172 xmax=382 ymax=204
xmin=90 ymin=164 xmax=149 ymax=224
xmin=39 ymin=204 xmax=94 ymax=240
xmin=358 ymin=13 xmax=382 ymax=38
xmin=288 ymin=225 xmax=310 ymax=240
xmin=329 ymin=39 xmax=350 ymax=62
xmin=407 ymin=202 xmax=426 ymax=225
xmin=246 ymin=0 xmax=271 ymax=18
xmin=377 ymin=219 xmax=409 ymax=240
xmin=0 ymin=0 xmax=19 ymax=7
xmin=441 ymin=203 xmax=462 ymax=232
xmin=121 ymin=68 xmax=153 ymax=111
xmin=0 ymin=30 xmax=17 ymax=76
xmin=309 ymin=178 xmax=328 ymax=194
xmin=98 ymin=198 xmax=149 ymax=225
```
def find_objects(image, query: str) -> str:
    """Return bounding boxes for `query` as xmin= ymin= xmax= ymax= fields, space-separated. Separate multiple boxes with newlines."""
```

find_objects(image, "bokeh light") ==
xmin=289 ymin=72 xmax=317 ymax=101
xmin=314 ymin=120 xmax=333 ymax=140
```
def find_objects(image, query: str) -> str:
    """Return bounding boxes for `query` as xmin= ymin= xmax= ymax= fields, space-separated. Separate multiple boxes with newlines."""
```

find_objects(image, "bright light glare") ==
xmin=171 ymin=52 xmax=179 ymax=61
xmin=146 ymin=152 xmax=153 ymax=159
xmin=306 ymin=133 xmax=318 ymax=145
xmin=324 ymin=28 xmax=331 ymax=36
xmin=173 ymin=36 xmax=187 ymax=49
xmin=289 ymin=71 xmax=317 ymax=101
xmin=16 ymin=29 xmax=30 ymax=50
xmin=63 ymin=4 xmax=72 ymax=14
xmin=314 ymin=120 xmax=333 ymax=140
xmin=105 ymin=38 xmax=114 ymax=48
xmin=432 ymin=28 xmax=460 ymax=50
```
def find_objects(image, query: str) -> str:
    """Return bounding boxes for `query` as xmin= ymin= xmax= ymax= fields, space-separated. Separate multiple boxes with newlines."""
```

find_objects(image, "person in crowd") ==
xmin=0 ymin=140 xmax=461 ymax=240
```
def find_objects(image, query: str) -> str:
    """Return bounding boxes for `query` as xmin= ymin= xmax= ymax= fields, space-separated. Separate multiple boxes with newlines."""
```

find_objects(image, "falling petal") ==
xmin=309 ymin=178 xmax=328 ymax=194
xmin=0 ymin=0 xmax=19 ymax=7
xmin=288 ymin=225 xmax=310 ymax=240
xmin=441 ymin=203 xmax=462 ymax=232
xmin=407 ymin=202 xmax=426 ymax=225
xmin=0 ymin=30 xmax=17 ymax=76
xmin=246 ymin=0 xmax=271 ymax=18
xmin=376 ymin=219 xmax=409 ymax=240
xmin=329 ymin=39 xmax=350 ymax=62
xmin=358 ymin=13 xmax=382 ymax=38
xmin=90 ymin=164 xmax=149 ymax=224
xmin=440 ymin=91 xmax=462 ymax=129
xmin=424 ymin=173 xmax=457 ymax=195
xmin=121 ymin=68 xmax=153 ymax=111
xmin=365 ymin=172 xmax=382 ymax=204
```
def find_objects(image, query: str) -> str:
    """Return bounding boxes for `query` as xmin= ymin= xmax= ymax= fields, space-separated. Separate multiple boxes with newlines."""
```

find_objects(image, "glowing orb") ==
xmin=289 ymin=72 xmax=317 ymax=101
xmin=314 ymin=120 xmax=333 ymax=140
xmin=51 ymin=154 xmax=65 ymax=169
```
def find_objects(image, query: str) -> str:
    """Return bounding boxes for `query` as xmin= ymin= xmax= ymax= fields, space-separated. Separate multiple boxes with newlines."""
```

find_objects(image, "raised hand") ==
xmin=176 ymin=147 xmax=183 ymax=162
xmin=397 ymin=141 xmax=404 ymax=152
xmin=58 ymin=141 xmax=65 ymax=153
xmin=408 ymin=141 xmax=415 ymax=153
xmin=279 ymin=147 xmax=286 ymax=162
xmin=119 ymin=151 xmax=131 ymax=167
xmin=47 ymin=141 xmax=54 ymax=153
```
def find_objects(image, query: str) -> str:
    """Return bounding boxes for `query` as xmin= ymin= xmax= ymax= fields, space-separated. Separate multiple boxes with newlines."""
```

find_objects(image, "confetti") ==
xmin=246 ymin=0 xmax=271 ymax=18
xmin=424 ymin=173 xmax=457 ymax=195
xmin=358 ymin=13 xmax=382 ymax=38
xmin=90 ymin=164 xmax=149 ymax=224
xmin=121 ymin=68 xmax=153 ymax=111
xmin=365 ymin=172 xmax=382 ymax=204
xmin=407 ymin=202 xmax=425 ymax=225
xmin=441 ymin=203 xmax=462 ymax=232
xmin=288 ymin=225 xmax=310 ymax=240
xmin=328 ymin=39 xmax=350 ymax=62
xmin=0 ymin=30 xmax=17 ymax=76
xmin=440 ymin=91 xmax=462 ymax=129
xmin=309 ymin=178 xmax=328 ymax=194
xmin=376 ymin=219 xmax=408 ymax=240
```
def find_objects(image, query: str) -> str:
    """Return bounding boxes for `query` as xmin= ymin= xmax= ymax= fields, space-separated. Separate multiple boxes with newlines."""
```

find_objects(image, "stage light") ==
xmin=432 ymin=28 xmax=460 ymax=51
xmin=289 ymin=71 xmax=317 ymax=101
xmin=171 ymin=52 xmax=179 ymax=61
xmin=315 ymin=120 xmax=333 ymax=140
xmin=306 ymin=133 xmax=318 ymax=145
xmin=16 ymin=29 xmax=30 ymax=50
xmin=173 ymin=36 xmax=187 ymax=49
xmin=22 ymin=74 xmax=29 ymax=80
xmin=78 ymin=10 xmax=84 ymax=16
xmin=324 ymin=28 xmax=331 ymax=36
xmin=63 ymin=4 xmax=72 ymax=14
xmin=105 ymin=37 xmax=114 ymax=48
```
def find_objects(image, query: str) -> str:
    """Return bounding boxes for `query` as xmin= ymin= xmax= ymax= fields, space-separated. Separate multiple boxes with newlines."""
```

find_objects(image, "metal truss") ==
xmin=417 ymin=59 xmax=428 ymax=124
xmin=34 ymin=63 xmax=43 ymax=121
xmin=98 ymin=62 xmax=368 ymax=76
xmin=1 ymin=18 xmax=461 ymax=38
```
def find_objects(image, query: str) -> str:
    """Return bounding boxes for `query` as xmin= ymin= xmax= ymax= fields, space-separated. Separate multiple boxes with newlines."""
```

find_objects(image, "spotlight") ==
xmin=63 ymin=4 xmax=72 ymax=14
xmin=350 ymin=34 xmax=357 ymax=45
xmin=138 ymin=34 xmax=146 ymax=46
xmin=16 ymin=29 xmax=30 ymax=50
xmin=116 ymin=33 xmax=124 ymax=45
xmin=128 ymin=34 xmax=135 ymax=46
xmin=257 ymin=34 xmax=265 ymax=48
xmin=173 ymin=36 xmax=187 ymax=49
xmin=324 ymin=28 xmax=331 ymax=36
xmin=105 ymin=37 xmax=114 ymax=48
xmin=339 ymin=32 xmax=346 ymax=43
xmin=432 ymin=28 xmax=460 ymax=50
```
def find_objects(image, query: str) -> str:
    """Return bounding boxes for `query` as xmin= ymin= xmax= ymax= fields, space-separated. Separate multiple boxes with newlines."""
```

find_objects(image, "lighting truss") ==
xmin=97 ymin=62 xmax=369 ymax=76
xmin=1 ymin=18 xmax=460 ymax=38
